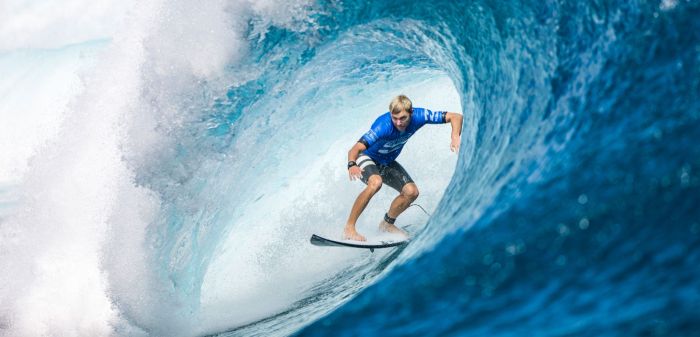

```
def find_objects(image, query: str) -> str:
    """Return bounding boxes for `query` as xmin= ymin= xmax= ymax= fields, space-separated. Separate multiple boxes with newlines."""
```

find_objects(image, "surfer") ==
xmin=344 ymin=95 xmax=463 ymax=241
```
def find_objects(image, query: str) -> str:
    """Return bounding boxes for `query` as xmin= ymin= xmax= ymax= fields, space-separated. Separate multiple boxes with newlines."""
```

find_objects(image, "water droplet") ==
xmin=505 ymin=241 xmax=525 ymax=255
xmin=579 ymin=218 xmax=590 ymax=230
xmin=578 ymin=194 xmax=588 ymax=205
xmin=558 ymin=224 xmax=570 ymax=236
xmin=680 ymin=164 xmax=692 ymax=188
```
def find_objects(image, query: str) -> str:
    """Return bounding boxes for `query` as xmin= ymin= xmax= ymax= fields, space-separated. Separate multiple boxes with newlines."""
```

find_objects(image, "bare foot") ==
xmin=379 ymin=220 xmax=409 ymax=239
xmin=343 ymin=225 xmax=366 ymax=241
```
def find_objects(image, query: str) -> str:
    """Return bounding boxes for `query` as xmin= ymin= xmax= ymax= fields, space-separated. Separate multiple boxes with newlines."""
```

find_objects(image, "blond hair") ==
xmin=389 ymin=95 xmax=413 ymax=115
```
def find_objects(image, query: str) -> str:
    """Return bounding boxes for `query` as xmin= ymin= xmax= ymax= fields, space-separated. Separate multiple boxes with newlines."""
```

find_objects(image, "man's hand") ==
xmin=445 ymin=112 xmax=463 ymax=153
xmin=450 ymin=135 xmax=460 ymax=152
xmin=348 ymin=165 xmax=363 ymax=181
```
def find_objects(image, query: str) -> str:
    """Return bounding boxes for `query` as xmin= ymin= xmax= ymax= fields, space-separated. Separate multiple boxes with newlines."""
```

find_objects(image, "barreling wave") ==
xmin=1 ymin=0 xmax=698 ymax=336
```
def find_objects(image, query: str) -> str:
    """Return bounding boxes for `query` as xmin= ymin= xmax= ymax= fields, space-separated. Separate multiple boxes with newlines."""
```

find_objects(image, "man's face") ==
xmin=391 ymin=110 xmax=411 ymax=131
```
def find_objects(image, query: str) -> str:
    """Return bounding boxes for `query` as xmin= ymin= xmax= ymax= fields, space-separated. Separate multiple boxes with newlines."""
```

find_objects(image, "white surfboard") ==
xmin=309 ymin=231 xmax=409 ymax=252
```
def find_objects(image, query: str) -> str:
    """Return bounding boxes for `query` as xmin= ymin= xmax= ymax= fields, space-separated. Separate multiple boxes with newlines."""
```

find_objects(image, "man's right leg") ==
xmin=344 ymin=175 xmax=382 ymax=241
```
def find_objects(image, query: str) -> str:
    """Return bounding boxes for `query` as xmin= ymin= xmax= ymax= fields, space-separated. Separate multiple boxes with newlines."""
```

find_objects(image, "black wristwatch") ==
xmin=347 ymin=161 xmax=357 ymax=169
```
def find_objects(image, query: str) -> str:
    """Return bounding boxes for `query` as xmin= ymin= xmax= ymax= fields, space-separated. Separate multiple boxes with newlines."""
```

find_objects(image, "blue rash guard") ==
xmin=359 ymin=107 xmax=447 ymax=165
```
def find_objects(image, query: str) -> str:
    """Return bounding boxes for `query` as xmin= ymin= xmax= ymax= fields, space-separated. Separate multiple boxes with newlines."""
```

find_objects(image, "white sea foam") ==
xmin=0 ymin=0 xmax=315 ymax=336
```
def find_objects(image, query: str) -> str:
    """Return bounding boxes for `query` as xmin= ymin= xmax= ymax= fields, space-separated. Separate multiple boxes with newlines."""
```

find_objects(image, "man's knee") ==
xmin=402 ymin=183 xmax=419 ymax=200
xmin=366 ymin=175 xmax=383 ymax=192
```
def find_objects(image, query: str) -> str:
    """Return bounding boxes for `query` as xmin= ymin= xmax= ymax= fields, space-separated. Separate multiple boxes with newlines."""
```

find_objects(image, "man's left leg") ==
xmin=377 ymin=161 xmax=417 ymax=237
xmin=380 ymin=182 xmax=419 ymax=236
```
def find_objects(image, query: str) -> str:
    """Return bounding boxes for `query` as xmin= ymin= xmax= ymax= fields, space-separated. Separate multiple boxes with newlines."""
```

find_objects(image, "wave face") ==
xmin=1 ymin=0 xmax=699 ymax=336
xmin=292 ymin=1 xmax=700 ymax=336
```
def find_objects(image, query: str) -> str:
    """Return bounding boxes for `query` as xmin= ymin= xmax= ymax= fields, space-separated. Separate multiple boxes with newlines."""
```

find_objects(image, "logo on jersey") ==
xmin=363 ymin=129 xmax=379 ymax=143
xmin=377 ymin=134 xmax=412 ymax=154
xmin=424 ymin=109 xmax=442 ymax=122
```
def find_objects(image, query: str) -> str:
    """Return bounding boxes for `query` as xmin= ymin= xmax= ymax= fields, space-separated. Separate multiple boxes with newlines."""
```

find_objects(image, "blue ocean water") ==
xmin=2 ymin=0 xmax=699 ymax=336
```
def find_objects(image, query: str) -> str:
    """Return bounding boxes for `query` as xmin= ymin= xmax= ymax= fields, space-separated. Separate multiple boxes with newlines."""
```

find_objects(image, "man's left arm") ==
xmin=445 ymin=112 xmax=463 ymax=152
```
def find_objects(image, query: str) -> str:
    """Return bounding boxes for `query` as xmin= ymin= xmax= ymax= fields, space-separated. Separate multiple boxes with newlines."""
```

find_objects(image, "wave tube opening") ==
xmin=95 ymin=14 xmax=468 ymax=337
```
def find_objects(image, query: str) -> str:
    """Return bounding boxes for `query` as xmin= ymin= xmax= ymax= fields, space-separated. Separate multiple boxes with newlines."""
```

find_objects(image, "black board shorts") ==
xmin=357 ymin=153 xmax=414 ymax=192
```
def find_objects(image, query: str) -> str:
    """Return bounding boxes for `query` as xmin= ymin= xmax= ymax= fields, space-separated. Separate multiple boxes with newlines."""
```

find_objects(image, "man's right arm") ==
xmin=347 ymin=141 xmax=367 ymax=181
